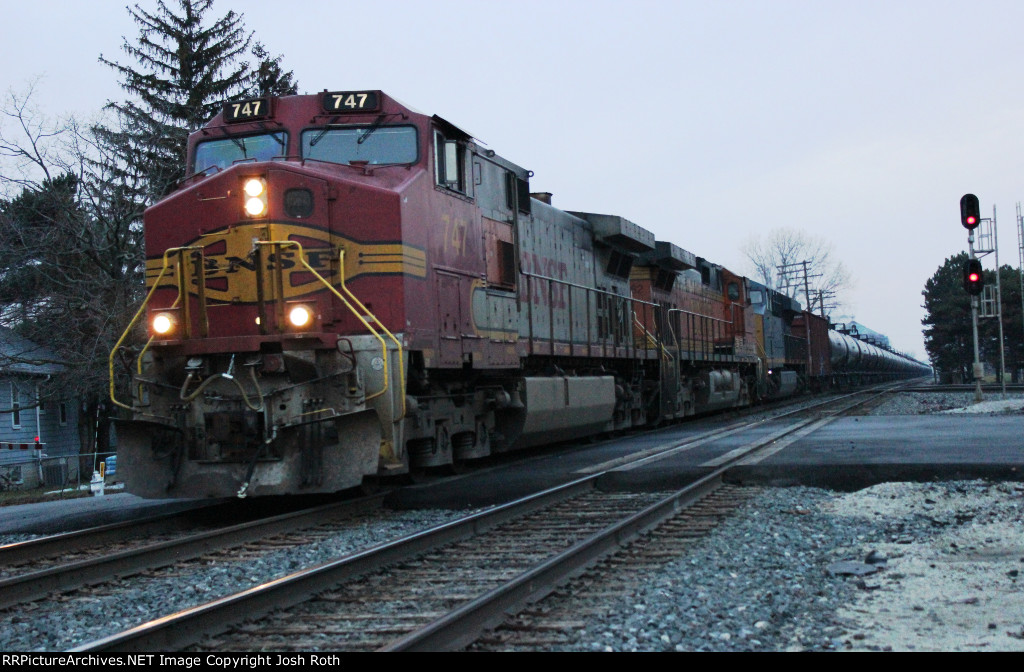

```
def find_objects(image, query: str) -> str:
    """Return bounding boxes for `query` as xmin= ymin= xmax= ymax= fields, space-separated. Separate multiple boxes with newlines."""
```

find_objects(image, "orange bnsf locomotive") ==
xmin=110 ymin=90 xmax=929 ymax=499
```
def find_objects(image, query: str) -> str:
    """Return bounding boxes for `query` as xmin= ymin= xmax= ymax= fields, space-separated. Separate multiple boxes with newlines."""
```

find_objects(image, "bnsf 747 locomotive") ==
xmin=110 ymin=90 xmax=929 ymax=499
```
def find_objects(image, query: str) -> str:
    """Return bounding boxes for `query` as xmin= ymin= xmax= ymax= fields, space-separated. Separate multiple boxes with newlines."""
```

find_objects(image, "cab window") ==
xmin=302 ymin=126 xmax=418 ymax=165
xmin=434 ymin=130 xmax=467 ymax=193
xmin=193 ymin=132 xmax=288 ymax=175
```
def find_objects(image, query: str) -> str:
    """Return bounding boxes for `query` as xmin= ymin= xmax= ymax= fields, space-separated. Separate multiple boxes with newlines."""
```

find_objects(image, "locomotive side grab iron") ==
xmin=111 ymin=90 xmax=930 ymax=499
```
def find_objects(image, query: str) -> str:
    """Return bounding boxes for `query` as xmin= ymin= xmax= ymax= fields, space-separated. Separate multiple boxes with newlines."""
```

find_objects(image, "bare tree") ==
xmin=0 ymin=84 xmax=146 ymax=408
xmin=741 ymin=227 xmax=853 ymax=317
xmin=0 ymin=79 xmax=69 ymax=195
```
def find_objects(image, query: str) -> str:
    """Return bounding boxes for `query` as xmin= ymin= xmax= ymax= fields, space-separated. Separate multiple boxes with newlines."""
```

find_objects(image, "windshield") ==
xmin=193 ymin=132 xmax=288 ymax=175
xmin=302 ymin=126 xmax=418 ymax=166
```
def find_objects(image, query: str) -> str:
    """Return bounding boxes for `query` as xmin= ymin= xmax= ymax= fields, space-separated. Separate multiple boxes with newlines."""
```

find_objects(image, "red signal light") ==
xmin=964 ymin=258 xmax=984 ymax=295
xmin=961 ymin=194 xmax=981 ymax=230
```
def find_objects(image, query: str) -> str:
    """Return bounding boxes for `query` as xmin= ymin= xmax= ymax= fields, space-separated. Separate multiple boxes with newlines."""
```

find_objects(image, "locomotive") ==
xmin=110 ymin=90 xmax=930 ymax=499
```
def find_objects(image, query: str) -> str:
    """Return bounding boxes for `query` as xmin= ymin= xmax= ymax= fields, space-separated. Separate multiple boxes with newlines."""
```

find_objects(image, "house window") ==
xmin=10 ymin=383 xmax=20 ymax=429
xmin=59 ymin=402 xmax=68 ymax=426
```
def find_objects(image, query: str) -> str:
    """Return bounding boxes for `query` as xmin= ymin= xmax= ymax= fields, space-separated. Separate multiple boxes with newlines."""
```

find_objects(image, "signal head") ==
xmin=964 ymin=258 xmax=984 ymax=296
xmin=960 ymin=194 xmax=980 ymax=230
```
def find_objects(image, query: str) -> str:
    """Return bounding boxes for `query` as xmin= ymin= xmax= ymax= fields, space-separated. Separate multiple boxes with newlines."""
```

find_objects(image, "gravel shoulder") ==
xmin=542 ymin=391 xmax=1024 ymax=652
xmin=828 ymin=481 xmax=1024 ymax=651
xmin=840 ymin=390 xmax=1024 ymax=650
xmin=542 ymin=480 xmax=1024 ymax=652
xmin=867 ymin=390 xmax=1024 ymax=416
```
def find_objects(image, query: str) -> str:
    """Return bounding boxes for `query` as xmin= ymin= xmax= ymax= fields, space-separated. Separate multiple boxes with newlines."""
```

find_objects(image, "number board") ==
xmin=224 ymin=98 xmax=270 ymax=123
xmin=321 ymin=91 xmax=380 ymax=113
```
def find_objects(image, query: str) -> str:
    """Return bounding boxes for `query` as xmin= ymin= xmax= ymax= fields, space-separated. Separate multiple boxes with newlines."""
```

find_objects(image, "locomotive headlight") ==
xmin=152 ymin=312 xmax=177 ymax=336
xmin=245 ymin=197 xmax=267 ymax=216
xmin=242 ymin=177 xmax=268 ymax=217
xmin=287 ymin=304 xmax=314 ymax=328
xmin=243 ymin=178 xmax=265 ymax=197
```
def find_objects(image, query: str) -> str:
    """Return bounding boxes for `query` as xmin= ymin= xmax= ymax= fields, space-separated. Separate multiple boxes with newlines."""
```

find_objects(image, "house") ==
xmin=0 ymin=328 xmax=80 ymax=490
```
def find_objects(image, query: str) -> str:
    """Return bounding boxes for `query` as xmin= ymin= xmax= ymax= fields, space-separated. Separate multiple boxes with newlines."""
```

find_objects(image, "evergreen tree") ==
xmin=921 ymin=252 xmax=974 ymax=381
xmin=978 ymin=265 xmax=1024 ymax=383
xmin=923 ymin=256 xmax=1024 ymax=383
xmin=98 ymin=0 xmax=256 ymax=200
xmin=0 ymin=6 xmax=296 ymax=447
xmin=252 ymin=42 xmax=299 ymax=98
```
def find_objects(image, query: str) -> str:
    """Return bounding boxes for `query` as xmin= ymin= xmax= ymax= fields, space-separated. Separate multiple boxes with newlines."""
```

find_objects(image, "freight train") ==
xmin=110 ymin=90 xmax=930 ymax=499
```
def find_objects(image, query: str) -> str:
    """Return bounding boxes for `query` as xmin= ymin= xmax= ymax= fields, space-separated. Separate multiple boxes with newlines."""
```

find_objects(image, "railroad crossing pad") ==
xmin=598 ymin=414 xmax=1024 ymax=492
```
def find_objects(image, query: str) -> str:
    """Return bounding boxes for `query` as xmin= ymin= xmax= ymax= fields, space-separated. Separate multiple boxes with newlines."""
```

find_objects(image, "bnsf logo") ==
xmin=146 ymin=223 xmax=426 ymax=304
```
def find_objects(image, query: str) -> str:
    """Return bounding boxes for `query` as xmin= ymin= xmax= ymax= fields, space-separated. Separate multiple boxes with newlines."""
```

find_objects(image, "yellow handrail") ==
xmin=632 ymin=312 xmax=672 ymax=361
xmin=337 ymin=248 xmax=406 ymax=417
xmin=256 ymin=241 xmax=405 ymax=418
xmin=109 ymin=240 xmax=406 ymax=421
xmin=109 ymin=246 xmax=202 ymax=410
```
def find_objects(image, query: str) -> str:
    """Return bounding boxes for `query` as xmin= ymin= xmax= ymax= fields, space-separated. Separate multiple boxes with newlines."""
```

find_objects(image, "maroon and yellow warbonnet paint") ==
xmin=144 ymin=222 xmax=426 ymax=303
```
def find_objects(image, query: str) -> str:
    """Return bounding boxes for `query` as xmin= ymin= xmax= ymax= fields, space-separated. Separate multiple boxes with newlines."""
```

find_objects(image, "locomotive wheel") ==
xmin=445 ymin=458 xmax=469 ymax=476
xmin=404 ymin=465 xmax=430 ymax=484
xmin=359 ymin=477 xmax=380 ymax=496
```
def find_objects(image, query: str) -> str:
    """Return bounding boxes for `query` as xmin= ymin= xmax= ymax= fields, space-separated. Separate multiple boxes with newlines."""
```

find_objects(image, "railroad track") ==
xmin=69 ymin=384 xmax=891 ymax=652
xmin=0 ymin=496 xmax=385 ymax=612
xmin=467 ymin=484 xmax=757 ymax=651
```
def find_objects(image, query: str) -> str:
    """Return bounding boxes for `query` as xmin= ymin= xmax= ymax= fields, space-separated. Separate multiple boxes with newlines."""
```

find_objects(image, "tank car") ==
xmin=109 ymin=90 xmax=928 ymax=499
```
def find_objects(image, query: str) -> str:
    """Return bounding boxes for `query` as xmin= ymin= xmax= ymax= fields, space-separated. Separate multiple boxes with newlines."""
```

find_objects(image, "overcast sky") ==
xmin=4 ymin=0 xmax=1024 ymax=360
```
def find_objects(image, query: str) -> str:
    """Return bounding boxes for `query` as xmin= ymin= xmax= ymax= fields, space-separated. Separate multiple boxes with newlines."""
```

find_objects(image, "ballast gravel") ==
xmin=544 ymin=480 xmax=1024 ymax=652
xmin=0 ymin=390 xmax=1021 ymax=652
xmin=2 ymin=480 xmax=1021 ymax=652
xmin=866 ymin=390 xmax=1024 ymax=416
xmin=0 ymin=509 xmax=469 ymax=652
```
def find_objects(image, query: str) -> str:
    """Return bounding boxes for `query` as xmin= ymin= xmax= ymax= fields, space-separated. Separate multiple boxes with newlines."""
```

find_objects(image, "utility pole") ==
xmin=813 ymin=290 xmax=837 ymax=318
xmin=777 ymin=260 xmax=821 ymax=385
xmin=1018 ymin=203 xmax=1024 ymax=383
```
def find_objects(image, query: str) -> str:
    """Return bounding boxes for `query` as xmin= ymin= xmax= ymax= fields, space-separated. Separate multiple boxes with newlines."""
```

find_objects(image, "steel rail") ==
xmin=72 ymin=385 xmax=895 ymax=653
xmin=71 ymin=476 xmax=599 ymax=652
xmin=382 ymin=472 xmax=725 ymax=651
xmin=383 ymin=384 xmax=898 ymax=651
xmin=0 ymin=494 xmax=385 ymax=611
xmin=0 ymin=503 xmax=227 ymax=566
xmin=899 ymin=384 xmax=1024 ymax=393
